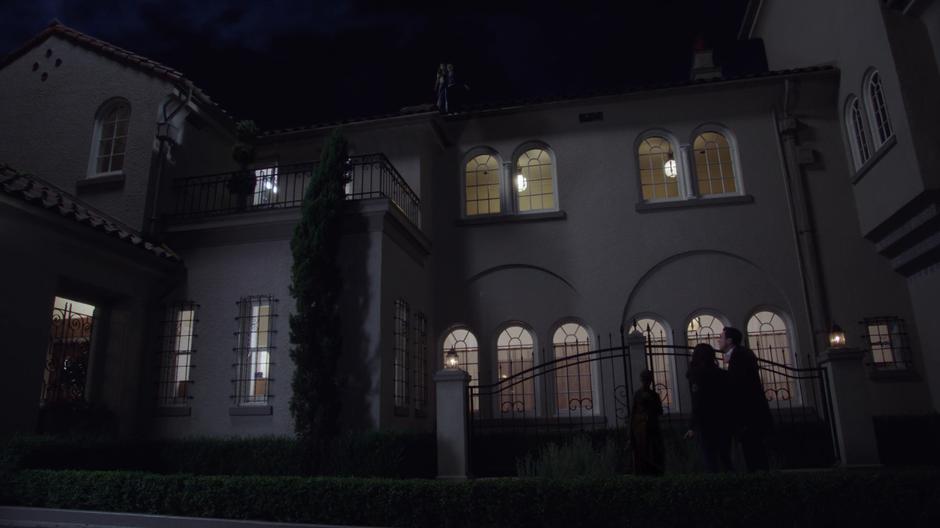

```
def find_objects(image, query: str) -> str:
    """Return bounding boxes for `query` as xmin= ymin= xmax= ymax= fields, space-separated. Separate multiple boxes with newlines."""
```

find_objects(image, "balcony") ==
xmin=167 ymin=154 xmax=421 ymax=228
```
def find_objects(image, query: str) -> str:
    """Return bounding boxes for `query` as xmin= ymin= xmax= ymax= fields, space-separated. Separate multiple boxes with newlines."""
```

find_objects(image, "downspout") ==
xmin=773 ymin=78 xmax=832 ymax=361
xmin=146 ymin=82 xmax=193 ymax=236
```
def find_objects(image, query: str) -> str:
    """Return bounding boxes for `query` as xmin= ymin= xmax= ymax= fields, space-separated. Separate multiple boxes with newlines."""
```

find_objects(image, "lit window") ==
xmin=234 ymin=296 xmax=276 ymax=406
xmin=846 ymin=96 xmax=872 ymax=169
xmin=442 ymin=327 xmax=479 ymax=412
xmin=93 ymin=100 xmax=130 ymax=176
xmin=253 ymin=167 xmax=279 ymax=206
xmin=497 ymin=325 xmax=535 ymax=415
xmin=393 ymin=299 xmax=410 ymax=414
xmin=552 ymin=322 xmax=594 ymax=415
xmin=866 ymin=71 xmax=894 ymax=148
xmin=465 ymin=153 xmax=501 ymax=216
xmin=158 ymin=303 xmax=198 ymax=406
xmin=514 ymin=148 xmax=556 ymax=212
xmin=638 ymin=136 xmax=681 ymax=201
xmin=746 ymin=310 xmax=797 ymax=402
xmin=686 ymin=313 xmax=726 ymax=355
xmin=634 ymin=318 xmax=677 ymax=412
xmin=692 ymin=131 xmax=737 ymax=196
xmin=863 ymin=317 xmax=910 ymax=370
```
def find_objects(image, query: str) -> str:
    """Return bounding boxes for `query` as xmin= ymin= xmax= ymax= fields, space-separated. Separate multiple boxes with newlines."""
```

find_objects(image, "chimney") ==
xmin=691 ymin=36 xmax=722 ymax=81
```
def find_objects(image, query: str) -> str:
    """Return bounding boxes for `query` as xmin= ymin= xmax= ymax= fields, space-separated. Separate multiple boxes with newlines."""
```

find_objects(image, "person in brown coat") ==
xmin=630 ymin=369 xmax=665 ymax=475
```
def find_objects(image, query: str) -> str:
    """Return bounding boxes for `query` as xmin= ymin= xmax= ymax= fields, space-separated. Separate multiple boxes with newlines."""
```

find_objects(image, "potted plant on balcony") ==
xmin=227 ymin=120 xmax=259 ymax=210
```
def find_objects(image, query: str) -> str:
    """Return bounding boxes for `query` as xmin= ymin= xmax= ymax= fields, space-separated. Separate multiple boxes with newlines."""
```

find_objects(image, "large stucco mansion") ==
xmin=1 ymin=0 xmax=939 ymax=456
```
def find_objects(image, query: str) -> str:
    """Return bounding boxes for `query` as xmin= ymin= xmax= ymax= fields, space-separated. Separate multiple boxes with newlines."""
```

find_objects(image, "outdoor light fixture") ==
xmin=829 ymin=324 xmax=846 ymax=348
xmin=445 ymin=349 xmax=459 ymax=369
xmin=516 ymin=173 xmax=528 ymax=192
xmin=664 ymin=159 xmax=677 ymax=178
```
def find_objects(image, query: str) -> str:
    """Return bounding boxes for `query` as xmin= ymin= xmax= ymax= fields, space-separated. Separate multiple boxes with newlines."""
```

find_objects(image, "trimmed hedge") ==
xmin=2 ymin=469 xmax=939 ymax=527
xmin=0 ymin=432 xmax=435 ymax=478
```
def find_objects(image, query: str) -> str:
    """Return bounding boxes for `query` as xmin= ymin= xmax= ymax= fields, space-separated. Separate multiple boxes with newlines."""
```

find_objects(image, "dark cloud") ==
xmin=0 ymin=0 xmax=750 ymax=129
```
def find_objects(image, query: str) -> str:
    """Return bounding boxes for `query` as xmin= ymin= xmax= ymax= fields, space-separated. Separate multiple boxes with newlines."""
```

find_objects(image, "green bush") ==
xmin=1 ymin=469 xmax=939 ymax=527
xmin=516 ymin=435 xmax=619 ymax=479
xmin=0 ymin=432 xmax=434 ymax=478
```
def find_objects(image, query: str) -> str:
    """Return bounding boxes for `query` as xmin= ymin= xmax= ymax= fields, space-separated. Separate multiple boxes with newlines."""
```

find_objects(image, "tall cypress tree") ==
xmin=289 ymin=129 xmax=348 ymax=468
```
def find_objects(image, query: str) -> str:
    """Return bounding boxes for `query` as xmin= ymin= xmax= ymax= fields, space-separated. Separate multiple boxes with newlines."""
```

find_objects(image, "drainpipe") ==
xmin=773 ymin=79 xmax=832 ymax=360
xmin=146 ymin=82 xmax=193 ymax=236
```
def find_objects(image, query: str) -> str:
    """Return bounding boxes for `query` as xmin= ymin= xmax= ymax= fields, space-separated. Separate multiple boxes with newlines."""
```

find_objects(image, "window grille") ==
xmin=443 ymin=327 xmax=479 ymax=412
xmin=496 ymin=325 xmax=536 ymax=415
xmin=465 ymin=154 xmax=501 ymax=216
xmin=746 ymin=311 xmax=798 ymax=402
xmin=95 ymin=102 xmax=130 ymax=175
xmin=157 ymin=302 xmax=198 ymax=406
xmin=393 ymin=299 xmax=411 ymax=414
xmin=866 ymin=71 xmax=894 ymax=147
xmin=862 ymin=317 xmax=911 ymax=370
xmin=634 ymin=318 xmax=677 ymax=412
xmin=514 ymin=148 xmax=556 ymax=212
xmin=413 ymin=312 xmax=428 ymax=416
xmin=686 ymin=313 xmax=726 ymax=352
xmin=692 ymin=131 xmax=737 ymax=196
xmin=233 ymin=296 xmax=277 ymax=406
xmin=847 ymin=96 xmax=872 ymax=168
xmin=638 ymin=136 xmax=681 ymax=201
xmin=552 ymin=323 xmax=594 ymax=414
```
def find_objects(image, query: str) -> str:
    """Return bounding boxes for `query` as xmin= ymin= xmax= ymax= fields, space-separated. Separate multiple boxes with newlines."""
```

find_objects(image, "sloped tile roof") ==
xmin=0 ymin=164 xmax=181 ymax=263
xmin=0 ymin=20 xmax=231 ymax=122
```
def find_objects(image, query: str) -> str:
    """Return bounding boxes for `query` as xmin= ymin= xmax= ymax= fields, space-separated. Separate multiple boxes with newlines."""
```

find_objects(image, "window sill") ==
xmin=155 ymin=406 xmax=191 ymax=417
xmin=867 ymin=363 xmax=918 ymax=382
xmin=76 ymin=172 xmax=125 ymax=192
xmin=635 ymin=194 xmax=754 ymax=212
xmin=229 ymin=405 xmax=273 ymax=416
xmin=851 ymin=135 xmax=897 ymax=185
xmin=456 ymin=210 xmax=566 ymax=226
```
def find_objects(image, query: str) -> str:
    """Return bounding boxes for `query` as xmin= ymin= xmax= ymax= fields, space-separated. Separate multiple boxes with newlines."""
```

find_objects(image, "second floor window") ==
xmin=462 ymin=143 xmax=559 ymax=218
xmin=692 ymin=131 xmax=737 ymax=196
xmin=513 ymin=147 xmax=557 ymax=213
xmin=866 ymin=71 xmax=894 ymax=148
xmin=465 ymin=153 xmax=501 ymax=216
xmin=637 ymin=136 xmax=681 ymax=202
xmin=92 ymin=100 xmax=130 ymax=176
xmin=846 ymin=95 xmax=872 ymax=170
xmin=863 ymin=317 xmax=910 ymax=370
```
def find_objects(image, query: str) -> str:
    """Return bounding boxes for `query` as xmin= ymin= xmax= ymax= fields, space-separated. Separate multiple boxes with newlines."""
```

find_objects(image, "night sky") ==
xmin=1 ymin=0 xmax=750 ymax=130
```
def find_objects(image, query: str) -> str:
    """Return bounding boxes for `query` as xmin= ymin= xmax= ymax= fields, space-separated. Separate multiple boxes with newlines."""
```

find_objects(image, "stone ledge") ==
xmin=228 ymin=405 xmax=273 ymax=416
xmin=636 ymin=194 xmax=754 ymax=212
xmin=76 ymin=172 xmax=125 ymax=192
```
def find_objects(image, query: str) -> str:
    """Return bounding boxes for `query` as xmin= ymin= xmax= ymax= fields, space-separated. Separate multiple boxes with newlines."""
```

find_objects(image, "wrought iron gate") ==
xmin=40 ymin=302 xmax=96 ymax=404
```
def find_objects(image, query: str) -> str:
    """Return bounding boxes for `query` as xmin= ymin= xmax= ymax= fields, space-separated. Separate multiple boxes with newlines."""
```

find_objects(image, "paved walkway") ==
xmin=0 ymin=507 xmax=381 ymax=528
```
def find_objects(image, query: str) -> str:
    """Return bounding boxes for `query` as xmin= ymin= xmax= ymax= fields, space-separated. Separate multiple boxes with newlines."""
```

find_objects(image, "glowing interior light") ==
xmin=664 ymin=159 xmax=677 ymax=178
xmin=272 ymin=186 xmax=278 ymax=194
xmin=264 ymin=180 xmax=273 ymax=190
xmin=516 ymin=173 xmax=528 ymax=192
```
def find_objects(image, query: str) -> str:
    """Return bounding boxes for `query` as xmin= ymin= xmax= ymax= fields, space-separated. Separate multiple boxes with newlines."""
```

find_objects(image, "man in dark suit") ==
xmin=720 ymin=326 xmax=773 ymax=471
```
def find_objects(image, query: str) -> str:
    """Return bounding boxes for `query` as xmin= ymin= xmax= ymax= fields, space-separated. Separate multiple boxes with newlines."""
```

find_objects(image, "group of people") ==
xmin=631 ymin=327 xmax=773 ymax=474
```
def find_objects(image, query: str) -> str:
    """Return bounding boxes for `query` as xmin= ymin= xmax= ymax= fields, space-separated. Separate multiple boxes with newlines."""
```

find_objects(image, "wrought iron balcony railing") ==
xmin=167 ymin=153 xmax=421 ymax=228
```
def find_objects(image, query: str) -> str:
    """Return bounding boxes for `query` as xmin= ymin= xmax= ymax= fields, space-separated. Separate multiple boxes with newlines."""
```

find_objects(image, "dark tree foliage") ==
xmin=289 ymin=129 xmax=348 ymax=468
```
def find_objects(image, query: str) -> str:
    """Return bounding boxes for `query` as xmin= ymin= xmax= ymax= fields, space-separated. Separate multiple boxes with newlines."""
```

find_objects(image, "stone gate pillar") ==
xmin=434 ymin=368 xmax=471 ymax=479
xmin=822 ymin=347 xmax=880 ymax=467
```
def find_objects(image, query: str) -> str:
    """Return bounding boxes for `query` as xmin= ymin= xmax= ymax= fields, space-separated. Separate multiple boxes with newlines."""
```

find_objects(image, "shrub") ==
xmin=516 ymin=435 xmax=619 ymax=479
xmin=2 ymin=469 xmax=939 ymax=527
xmin=0 ymin=432 xmax=435 ymax=478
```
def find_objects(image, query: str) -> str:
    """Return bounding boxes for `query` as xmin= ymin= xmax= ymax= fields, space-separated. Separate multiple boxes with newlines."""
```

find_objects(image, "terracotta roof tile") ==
xmin=0 ymin=164 xmax=181 ymax=263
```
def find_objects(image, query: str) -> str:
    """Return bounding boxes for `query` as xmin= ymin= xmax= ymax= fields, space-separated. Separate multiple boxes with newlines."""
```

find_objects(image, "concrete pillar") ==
xmin=822 ymin=347 xmax=881 ymax=467
xmin=627 ymin=331 xmax=648 ymax=395
xmin=434 ymin=368 xmax=470 ymax=479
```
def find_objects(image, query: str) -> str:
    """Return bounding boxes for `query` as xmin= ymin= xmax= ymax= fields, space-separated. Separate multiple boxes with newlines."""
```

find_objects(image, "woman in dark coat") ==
xmin=684 ymin=344 xmax=733 ymax=472
xmin=630 ymin=369 xmax=665 ymax=475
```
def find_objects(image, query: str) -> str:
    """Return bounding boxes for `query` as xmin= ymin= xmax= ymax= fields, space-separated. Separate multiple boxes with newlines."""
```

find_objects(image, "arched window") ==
xmin=464 ymin=152 xmax=501 ymax=216
xmin=692 ymin=130 xmax=737 ymax=196
xmin=91 ymin=100 xmax=130 ymax=176
xmin=496 ymin=325 xmax=535 ymax=415
xmin=686 ymin=313 xmax=727 ymax=353
xmin=845 ymin=95 xmax=872 ymax=169
xmin=552 ymin=322 xmax=594 ymax=414
xmin=442 ymin=327 xmax=479 ymax=411
xmin=865 ymin=70 xmax=894 ymax=148
xmin=637 ymin=135 xmax=681 ymax=201
xmin=634 ymin=317 xmax=677 ymax=412
xmin=746 ymin=310 xmax=797 ymax=402
xmin=513 ymin=146 xmax=557 ymax=212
